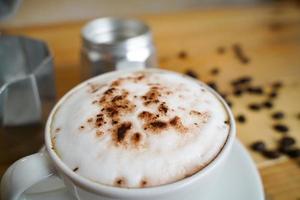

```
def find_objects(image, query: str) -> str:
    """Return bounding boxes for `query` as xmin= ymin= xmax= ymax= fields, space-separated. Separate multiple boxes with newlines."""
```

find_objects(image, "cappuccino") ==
xmin=51 ymin=70 xmax=229 ymax=188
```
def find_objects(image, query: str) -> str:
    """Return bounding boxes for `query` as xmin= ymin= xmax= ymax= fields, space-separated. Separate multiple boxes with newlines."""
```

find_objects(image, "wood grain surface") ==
xmin=2 ymin=2 xmax=300 ymax=200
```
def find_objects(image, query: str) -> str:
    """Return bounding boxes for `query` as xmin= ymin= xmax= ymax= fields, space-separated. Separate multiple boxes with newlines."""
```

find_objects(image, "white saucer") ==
xmin=20 ymin=140 xmax=265 ymax=200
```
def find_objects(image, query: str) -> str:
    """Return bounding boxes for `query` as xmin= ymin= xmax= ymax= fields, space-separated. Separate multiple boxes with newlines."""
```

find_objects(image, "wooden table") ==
xmin=2 ymin=2 xmax=300 ymax=200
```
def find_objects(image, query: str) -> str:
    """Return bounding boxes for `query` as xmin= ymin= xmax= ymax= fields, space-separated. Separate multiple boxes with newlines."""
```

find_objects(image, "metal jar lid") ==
xmin=81 ymin=17 xmax=154 ymax=52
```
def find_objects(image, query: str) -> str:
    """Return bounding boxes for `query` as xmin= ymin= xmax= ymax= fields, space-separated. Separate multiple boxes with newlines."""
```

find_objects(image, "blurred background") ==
xmin=0 ymin=0 xmax=300 ymax=200
xmin=1 ymin=0 xmax=268 ymax=27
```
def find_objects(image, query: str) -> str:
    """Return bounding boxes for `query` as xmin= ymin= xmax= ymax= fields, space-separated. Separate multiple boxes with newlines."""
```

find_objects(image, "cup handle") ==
xmin=1 ymin=152 xmax=57 ymax=200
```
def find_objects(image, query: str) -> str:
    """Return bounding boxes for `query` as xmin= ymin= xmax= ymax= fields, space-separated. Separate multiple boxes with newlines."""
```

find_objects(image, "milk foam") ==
xmin=51 ymin=70 xmax=230 ymax=188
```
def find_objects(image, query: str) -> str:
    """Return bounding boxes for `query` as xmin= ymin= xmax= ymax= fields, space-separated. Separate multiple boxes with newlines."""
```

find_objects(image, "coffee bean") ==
xmin=233 ymin=89 xmax=243 ymax=97
xmin=255 ymin=87 xmax=264 ymax=94
xmin=272 ymin=111 xmax=285 ymax=120
xmin=279 ymin=136 xmax=296 ymax=147
xmin=246 ymin=87 xmax=252 ymax=93
xmin=185 ymin=70 xmax=198 ymax=79
xmin=286 ymin=148 xmax=300 ymax=158
xmin=263 ymin=150 xmax=281 ymax=159
xmin=220 ymin=93 xmax=227 ymax=99
xmin=269 ymin=22 xmax=284 ymax=31
xmin=226 ymin=100 xmax=233 ymax=108
xmin=247 ymin=86 xmax=264 ymax=95
xmin=269 ymin=91 xmax=278 ymax=99
xmin=272 ymin=81 xmax=283 ymax=89
xmin=232 ymin=43 xmax=250 ymax=64
xmin=217 ymin=46 xmax=226 ymax=54
xmin=273 ymin=124 xmax=289 ymax=133
xmin=236 ymin=114 xmax=246 ymax=123
xmin=210 ymin=68 xmax=220 ymax=75
xmin=278 ymin=145 xmax=291 ymax=154
xmin=248 ymin=103 xmax=261 ymax=111
xmin=178 ymin=51 xmax=188 ymax=59
xmin=250 ymin=141 xmax=266 ymax=152
xmin=297 ymin=113 xmax=300 ymax=120
xmin=207 ymin=81 xmax=218 ymax=91
xmin=231 ymin=76 xmax=252 ymax=86
xmin=262 ymin=101 xmax=273 ymax=109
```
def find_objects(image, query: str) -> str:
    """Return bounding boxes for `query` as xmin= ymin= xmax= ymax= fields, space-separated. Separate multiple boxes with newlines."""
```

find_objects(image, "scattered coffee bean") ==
xmin=286 ymin=148 xmax=300 ymax=158
xmin=255 ymin=87 xmax=264 ymax=94
xmin=297 ymin=113 xmax=300 ymax=120
xmin=232 ymin=43 xmax=250 ymax=64
xmin=226 ymin=100 xmax=233 ymax=108
xmin=262 ymin=101 xmax=273 ymax=109
xmin=210 ymin=67 xmax=220 ymax=75
xmin=263 ymin=150 xmax=281 ymax=159
xmin=233 ymin=89 xmax=243 ymax=97
xmin=250 ymin=141 xmax=266 ymax=152
xmin=278 ymin=145 xmax=290 ymax=154
xmin=279 ymin=136 xmax=296 ymax=147
xmin=269 ymin=91 xmax=278 ymax=99
xmin=231 ymin=76 xmax=252 ymax=86
xmin=248 ymin=103 xmax=261 ymax=111
xmin=272 ymin=81 xmax=283 ymax=89
xmin=246 ymin=86 xmax=264 ymax=95
xmin=220 ymin=93 xmax=227 ymax=99
xmin=178 ymin=51 xmax=188 ymax=59
xmin=236 ymin=114 xmax=246 ymax=123
xmin=269 ymin=22 xmax=284 ymax=31
xmin=217 ymin=46 xmax=226 ymax=54
xmin=272 ymin=111 xmax=285 ymax=120
xmin=185 ymin=70 xmax=198 ymax=79
xmin=207 ymin=81 xmax=218 ymax=91
xmin=273 ymin=124 xmax=289 ymax=133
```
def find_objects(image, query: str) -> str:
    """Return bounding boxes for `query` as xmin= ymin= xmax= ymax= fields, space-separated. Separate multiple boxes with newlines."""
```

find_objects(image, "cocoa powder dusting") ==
xmin=190 ymin=110 xmax=202 ymax=116
xmin=169 ymin=116 xmax=188 ymax=133
xmin=79 ymin=125 xmax=85 ymax=130
xmin=95 ymin=114 xmax=105 ymax=127
xmin=144 ymin=120 xmax=168 ymax=132
xmin=131 ymin=132 xmax=142 ymax=144
xmin=140 ymin=179 xmax=148 ymax=187
xmin=96 ymin=130 xmax=104 ymax=137
xmin=105 ymin=107 xmax=119 ymax=118
xmin=158 ymin=102 xmax=168 ymax=114
xmin=115 ymin=122 xmax=132 ymax=142
xmin=190 ymin=110 xmax=210 ymax=123
xmin=87 ymin=83 xmax=104 ymax=93
xmin=111 ymin=78 xmax=124 ymax=87
xmin=91 ymin=73 xmax=197 ymax=149
xmin=55 ymin=128 xmax=61 ymax=133
xmin=100 ymin=87 xmax=135 ymax=124
xmin=136 ymin=74 xmax=145 ymax=81
xmin=103 ymin=87 xmax=116 ymax=95
xmin=142 ymin=86 xmax=161 ymax=106
xmin=138 ymin=111 xmax=157 ymax=121
xmin=114 ymin=178 xmax=126 ymax=187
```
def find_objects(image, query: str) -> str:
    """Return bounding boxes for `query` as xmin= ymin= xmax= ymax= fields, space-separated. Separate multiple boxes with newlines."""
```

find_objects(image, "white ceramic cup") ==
xmin=1 ymin=69 xmax=236 ymax=200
